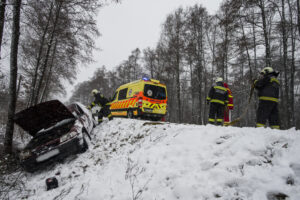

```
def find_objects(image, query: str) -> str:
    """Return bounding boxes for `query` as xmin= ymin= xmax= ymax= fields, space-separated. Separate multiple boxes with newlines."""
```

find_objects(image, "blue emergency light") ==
xmin=142 ymin=75 xmax=150 ymax=81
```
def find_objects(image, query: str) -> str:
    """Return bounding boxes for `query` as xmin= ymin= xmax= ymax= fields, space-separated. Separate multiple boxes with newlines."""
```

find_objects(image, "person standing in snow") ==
xmin=253 ymin=67 xmax=280 ymax=129
xmin=88 ymin=89 xmax=113 ymax=124
xmin=206 ymin=77 xmax=229 ymax=125
xmin=223 ymin=82 xmax=234 ymax=126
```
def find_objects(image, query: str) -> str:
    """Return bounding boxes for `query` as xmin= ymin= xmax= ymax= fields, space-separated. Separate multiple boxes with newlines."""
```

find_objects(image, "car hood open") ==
xmin=14 ymin=100 xmax=75 ymax=137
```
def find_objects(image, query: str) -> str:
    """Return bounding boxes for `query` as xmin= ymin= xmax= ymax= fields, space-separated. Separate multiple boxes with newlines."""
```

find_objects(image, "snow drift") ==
xmin=8 ymin=118 xmax=300 ymax=200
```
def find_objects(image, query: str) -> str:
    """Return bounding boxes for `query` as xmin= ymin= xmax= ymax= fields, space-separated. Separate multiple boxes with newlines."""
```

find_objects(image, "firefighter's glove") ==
xmin=252 ymin=79 xmax=258 ymax=85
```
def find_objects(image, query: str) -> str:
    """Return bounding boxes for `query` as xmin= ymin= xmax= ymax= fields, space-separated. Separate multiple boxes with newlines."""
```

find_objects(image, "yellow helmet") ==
xmin=215 ymin=77 xmax=223 ymax=83
xmin=91 ymin=89 xmax=98 ymax=95
xmin=260 ymin=67 xmax=274 ymax=74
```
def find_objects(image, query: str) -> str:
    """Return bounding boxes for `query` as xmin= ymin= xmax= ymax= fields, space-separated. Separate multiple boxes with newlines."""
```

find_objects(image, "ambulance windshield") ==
xmin=144 ymin=84 xmax=166 ymax=100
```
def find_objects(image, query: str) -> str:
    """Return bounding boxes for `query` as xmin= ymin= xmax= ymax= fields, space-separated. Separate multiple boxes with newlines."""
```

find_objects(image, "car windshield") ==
xmin=144 ymin=84 xmax=166 ymax=100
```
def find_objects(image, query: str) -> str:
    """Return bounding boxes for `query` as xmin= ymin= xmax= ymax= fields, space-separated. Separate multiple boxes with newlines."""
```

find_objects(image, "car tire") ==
xmin=79 ymin=130 xmax=89 ymax=153
xmin=127 ymin=110 xmax=134 ymax=119
xmin=80 ymin=137 xmax=88 ymax=153
xmin=151 ymin=117 xmax=161 ymax=121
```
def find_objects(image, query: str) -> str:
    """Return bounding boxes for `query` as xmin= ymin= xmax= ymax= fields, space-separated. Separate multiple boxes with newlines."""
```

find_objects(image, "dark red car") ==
xmin=14 ymin=100 xmax=95 ymax=172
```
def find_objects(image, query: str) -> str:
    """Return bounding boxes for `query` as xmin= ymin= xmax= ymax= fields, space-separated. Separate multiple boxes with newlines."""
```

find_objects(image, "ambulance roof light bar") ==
xmin=142 ymin=75 xmax=150 ymax=81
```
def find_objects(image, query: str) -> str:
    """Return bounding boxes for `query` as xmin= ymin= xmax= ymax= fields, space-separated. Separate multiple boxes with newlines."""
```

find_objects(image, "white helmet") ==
xmin=260 ymin=67 xmax=274 ymax=75
xmin=215 ymin=77 xmax=223 ymax=83
xmin=91 ymin=89 xmax=98 ymax=95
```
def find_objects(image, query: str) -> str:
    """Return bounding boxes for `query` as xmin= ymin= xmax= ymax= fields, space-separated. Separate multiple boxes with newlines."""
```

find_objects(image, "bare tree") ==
xmin=185 ymin=5 xmax=210 ymax=124
xmin=33 ymin=0 xmax=62 ymax=105
xmin=287 ymin=0 xmax=296 ymax=125
xmin=161 ymin=8 xmax=185 ymax=122
xmin=143 ymin=47 xmax=156 ymax=78
xmin=4 ymin=0 xmax=22 ymax=154
xmin=297 ymin=0 xmax=300 ymax=36
xmin=27 ymin=1 xmax=54 ymax=107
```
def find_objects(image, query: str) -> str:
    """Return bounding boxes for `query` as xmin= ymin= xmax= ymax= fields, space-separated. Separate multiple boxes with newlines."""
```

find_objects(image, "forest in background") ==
xmin=0 ymin=0 xmax=300 ymax=154
xmin=70 ymin=0 xmax=300 ymax=129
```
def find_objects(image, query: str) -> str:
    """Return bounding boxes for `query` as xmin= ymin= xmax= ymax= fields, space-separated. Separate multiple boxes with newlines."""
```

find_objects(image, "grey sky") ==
xmin=66 ymin=0 xmax=223 ymax=99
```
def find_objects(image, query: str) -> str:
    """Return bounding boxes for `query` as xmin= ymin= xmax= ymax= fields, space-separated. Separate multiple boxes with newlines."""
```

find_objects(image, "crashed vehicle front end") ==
xmin=19 ymin=120 xmax=87 ymax=172
xmin=15 ymin=100 xmax=89 ymax=172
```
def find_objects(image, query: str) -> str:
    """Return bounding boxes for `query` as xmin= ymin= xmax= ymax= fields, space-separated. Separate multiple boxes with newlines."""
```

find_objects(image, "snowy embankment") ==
xmin=13 ymin=119 xmax=300 ymax=200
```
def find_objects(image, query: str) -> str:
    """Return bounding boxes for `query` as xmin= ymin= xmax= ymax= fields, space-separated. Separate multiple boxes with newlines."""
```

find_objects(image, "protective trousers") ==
xmin=256 ymin=100 xmax=279 ymax=129
xmin=224 ymin=107 xmax=231 ymax=125
xmin=98 ymin=105 xmax=113 ymax=124
xmin=208 ymin=103 xmax=225 ymax=125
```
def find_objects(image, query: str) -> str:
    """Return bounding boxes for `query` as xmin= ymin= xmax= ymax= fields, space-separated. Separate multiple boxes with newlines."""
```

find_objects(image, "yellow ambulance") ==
xmin=110 ymin=78 xmax=167 ymax=121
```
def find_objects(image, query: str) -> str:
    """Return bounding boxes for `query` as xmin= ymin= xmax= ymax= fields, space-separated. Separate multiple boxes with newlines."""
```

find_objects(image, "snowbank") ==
xmin=7 ymin=119 xmax=300 ymax=200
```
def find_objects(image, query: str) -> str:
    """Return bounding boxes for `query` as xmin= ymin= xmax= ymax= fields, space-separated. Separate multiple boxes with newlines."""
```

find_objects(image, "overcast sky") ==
xmin=66 ymin=0 xmax=223 ymax=99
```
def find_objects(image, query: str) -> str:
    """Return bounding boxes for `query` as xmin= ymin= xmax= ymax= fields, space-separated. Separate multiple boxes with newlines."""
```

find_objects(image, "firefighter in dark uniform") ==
xmin=254 ymin=67 xmax=280 ymax=129
xmin=88 ymin=89 xmax=113 ymax=124
xmin=206 ymin=77 xmax=229 ymax=125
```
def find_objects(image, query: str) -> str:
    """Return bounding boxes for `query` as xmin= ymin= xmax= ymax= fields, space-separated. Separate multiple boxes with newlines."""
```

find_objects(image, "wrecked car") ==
xmin=14 ymin=100 xmax=95 ymax=172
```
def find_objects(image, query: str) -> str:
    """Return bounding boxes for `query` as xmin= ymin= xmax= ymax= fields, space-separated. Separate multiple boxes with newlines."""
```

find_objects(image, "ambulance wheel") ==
xmin=127 ymin=110 xmax=134 ymax=119
xmin=151 ymin=117 xmax=161 ymax=121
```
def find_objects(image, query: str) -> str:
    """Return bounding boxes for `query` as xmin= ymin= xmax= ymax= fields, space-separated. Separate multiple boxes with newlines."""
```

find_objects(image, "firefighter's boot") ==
xmin=216 ymin=119 xmax=223 ymax=126
xmin=108 ymin=114 xmax=113 ymax=121
xmin=208 ymin=118 xmax=215 ymax=125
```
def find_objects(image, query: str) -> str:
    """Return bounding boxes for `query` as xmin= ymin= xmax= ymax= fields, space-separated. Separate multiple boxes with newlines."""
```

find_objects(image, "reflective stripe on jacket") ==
xmin=207 ymin=83 xmax=229 ymax=105
xmin=254 ymin=74 xmax=279 ymax=103
xmin=226 ymin=87 xmax=233 ymax=110
xmin=90 ymin=92 xmax=110 ymax=108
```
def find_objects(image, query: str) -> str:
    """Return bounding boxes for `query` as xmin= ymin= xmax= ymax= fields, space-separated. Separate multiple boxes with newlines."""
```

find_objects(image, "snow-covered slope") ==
xmin=11 ymin=119 xmax=300 ymax=199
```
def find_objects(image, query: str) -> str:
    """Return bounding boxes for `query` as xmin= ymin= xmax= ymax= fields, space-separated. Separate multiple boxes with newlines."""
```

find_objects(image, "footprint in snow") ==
xmin=266 ymin=191 xmax=289 ymax=200
xmin=215 ymin=135 xmax=231 ymax=145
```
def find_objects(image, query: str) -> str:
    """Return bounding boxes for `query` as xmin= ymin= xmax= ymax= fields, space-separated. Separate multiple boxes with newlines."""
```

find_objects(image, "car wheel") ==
xmin=79 ymin=130 xmax=90 ymax=153
xmin=80 ymin=137 xmax=88 ymax=153
xmin=127 ymin=110 xmax=134 ymax=119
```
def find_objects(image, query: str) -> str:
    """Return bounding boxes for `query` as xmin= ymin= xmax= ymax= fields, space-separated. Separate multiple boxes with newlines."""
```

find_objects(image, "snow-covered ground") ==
xmin=6 ymin=118 xmax=300 ymax=200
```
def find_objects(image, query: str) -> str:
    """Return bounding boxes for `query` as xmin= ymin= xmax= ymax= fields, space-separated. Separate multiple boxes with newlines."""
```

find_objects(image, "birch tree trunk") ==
xmin=4 ymin=0 xmax=21 ymax=154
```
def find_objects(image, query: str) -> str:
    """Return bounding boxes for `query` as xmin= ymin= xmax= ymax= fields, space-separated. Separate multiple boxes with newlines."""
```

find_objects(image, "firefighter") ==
xmin=223 ymin=82 xmax=234 ymax=126
xmin=207 ymin=77 xmax=229 ymax=125
xmin=88 ymin=89 xmax=113 ymax=124
xmin=254 ymin=67 xmax=280 ymax=129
